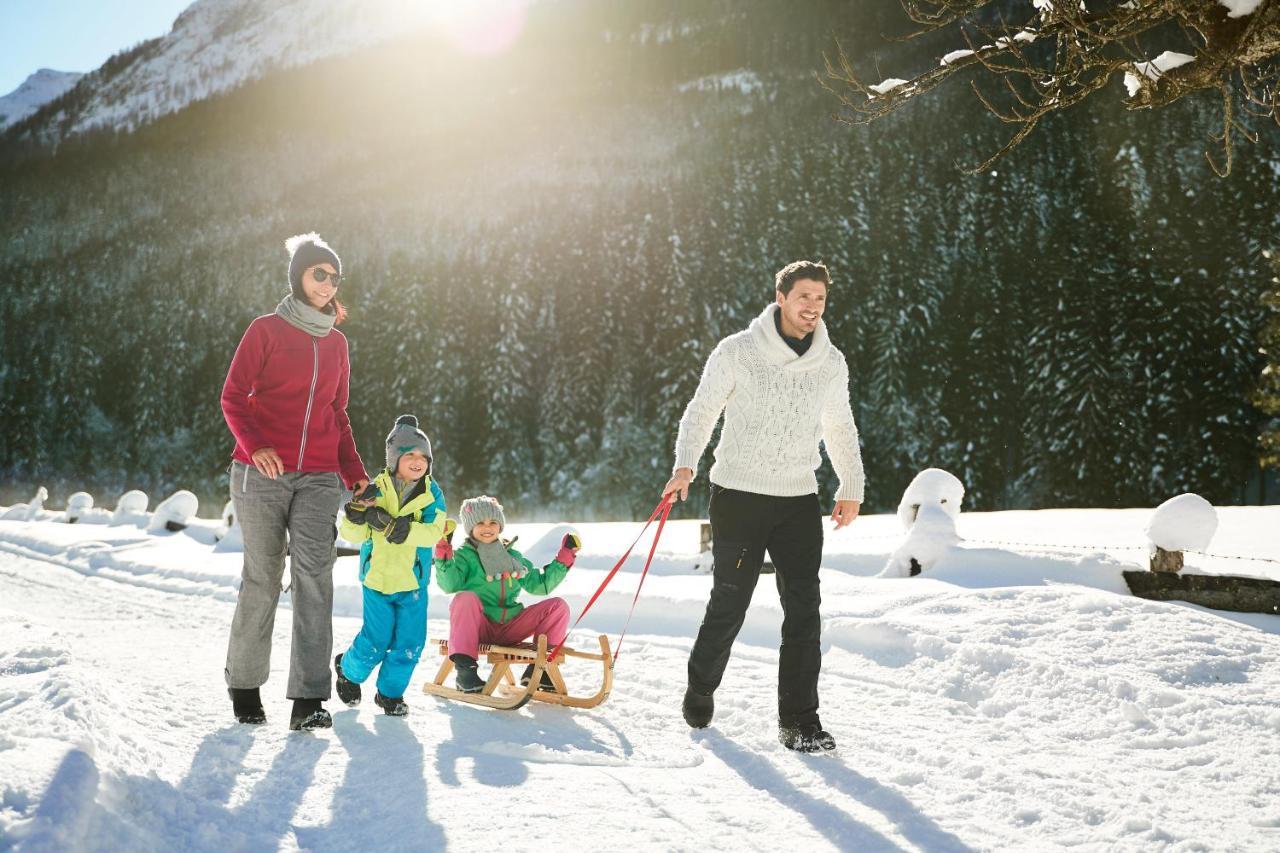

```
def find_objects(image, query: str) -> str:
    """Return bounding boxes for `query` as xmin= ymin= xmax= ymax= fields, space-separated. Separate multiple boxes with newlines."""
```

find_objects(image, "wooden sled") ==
xmin=422 ymin=634 xmax=614 ymax=711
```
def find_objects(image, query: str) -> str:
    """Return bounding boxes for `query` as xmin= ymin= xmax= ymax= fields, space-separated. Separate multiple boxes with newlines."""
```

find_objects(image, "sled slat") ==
xmin=424 ymin=634 xmax=613 ymax=710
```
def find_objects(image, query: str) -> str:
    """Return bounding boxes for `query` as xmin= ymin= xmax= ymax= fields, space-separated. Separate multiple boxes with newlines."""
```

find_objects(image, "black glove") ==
xmin=365 ymin=506 xmax=394 ymax=533
xmin=355 ymin=482 xmax=381 ymax=503
xmin=385 ymin=515 xmax=412 ymax=544
xmin=343 ymin=502 xmax=367 ymax=525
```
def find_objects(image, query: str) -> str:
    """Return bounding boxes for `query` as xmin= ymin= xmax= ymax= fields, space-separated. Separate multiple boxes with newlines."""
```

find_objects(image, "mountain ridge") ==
xmin=0 ymin=69 xmax=84 ymax=129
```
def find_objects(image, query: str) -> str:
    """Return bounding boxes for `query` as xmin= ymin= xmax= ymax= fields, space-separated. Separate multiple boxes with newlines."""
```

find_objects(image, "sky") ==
xmin=0 ymin=0 xmax=190 ymax=95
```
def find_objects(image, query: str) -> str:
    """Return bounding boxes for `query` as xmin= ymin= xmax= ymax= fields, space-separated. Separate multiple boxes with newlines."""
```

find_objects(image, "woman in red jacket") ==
xmin=222 ymin=233 xmax=369 ymax=732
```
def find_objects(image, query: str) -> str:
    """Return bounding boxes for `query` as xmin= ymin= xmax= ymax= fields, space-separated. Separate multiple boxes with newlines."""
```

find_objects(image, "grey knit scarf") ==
xmin=275 ymin=295 xmax=335 ymax=337
xmin=474 ymin=539 xmax=524 ymax=581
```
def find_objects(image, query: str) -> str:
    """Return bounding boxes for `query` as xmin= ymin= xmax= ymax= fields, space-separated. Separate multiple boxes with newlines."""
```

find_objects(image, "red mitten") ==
xmin=434 ymin=537 xmax=454 ymax=561
xmin=555 ymin=532 xmax=581 ymax=568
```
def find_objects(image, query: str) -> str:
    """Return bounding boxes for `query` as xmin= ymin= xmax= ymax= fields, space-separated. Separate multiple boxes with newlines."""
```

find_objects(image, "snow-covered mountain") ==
xmin=7 ymin=0 xmax=452 ymax=139
xmin=0 ymin=69 xmax=83 ymax=129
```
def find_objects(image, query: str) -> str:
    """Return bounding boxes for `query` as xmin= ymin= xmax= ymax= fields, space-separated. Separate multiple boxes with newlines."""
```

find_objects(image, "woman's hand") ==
xmin=251 ymin=447 xmax=285 ymax=479
xmin=350 ymin=479 xmax=374 ymax=506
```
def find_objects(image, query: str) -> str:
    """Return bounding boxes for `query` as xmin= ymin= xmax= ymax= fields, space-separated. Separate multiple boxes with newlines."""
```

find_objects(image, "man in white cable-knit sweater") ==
xmin=662 ymin=260 xmax=865 ymax=753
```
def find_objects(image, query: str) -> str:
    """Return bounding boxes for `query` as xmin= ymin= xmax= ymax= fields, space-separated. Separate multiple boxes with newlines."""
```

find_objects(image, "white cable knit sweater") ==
xmin=673 ymin=303 xmax=866 ymax=502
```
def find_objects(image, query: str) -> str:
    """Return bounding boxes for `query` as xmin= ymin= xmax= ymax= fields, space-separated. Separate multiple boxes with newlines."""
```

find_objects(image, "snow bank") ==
xmin=1146 ymin=493 xmax=1218 ymax=552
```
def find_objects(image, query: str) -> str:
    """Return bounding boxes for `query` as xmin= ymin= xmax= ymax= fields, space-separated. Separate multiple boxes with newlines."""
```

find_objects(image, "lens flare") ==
xmin=432 ymin=0 xmax=529 ymax=57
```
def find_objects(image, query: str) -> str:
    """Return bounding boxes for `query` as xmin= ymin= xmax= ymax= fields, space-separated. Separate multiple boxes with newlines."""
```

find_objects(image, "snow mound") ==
xmin=110 ymin=490 xmax=149 ymax=526
xmin=896 ymin=468 xmax=965 ymax=530
xmin=1146 ymin=493 xmax=1217 ymax=552
xmin=147 ymin=490 xmax=198 ymax=532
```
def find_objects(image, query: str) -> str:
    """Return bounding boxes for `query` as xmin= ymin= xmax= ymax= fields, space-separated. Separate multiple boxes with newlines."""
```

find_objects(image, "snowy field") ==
xmin=1 ymin=496 xmax=1278 ymax=851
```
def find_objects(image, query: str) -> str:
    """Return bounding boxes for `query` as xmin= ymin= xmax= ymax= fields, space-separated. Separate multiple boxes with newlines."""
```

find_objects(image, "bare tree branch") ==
xmin=824 ymin=0 xmax=1280 ymax=175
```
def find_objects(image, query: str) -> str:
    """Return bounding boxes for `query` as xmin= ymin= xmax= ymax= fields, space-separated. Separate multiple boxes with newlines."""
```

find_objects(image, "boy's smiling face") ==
xmin=396 ymin=449 xmax=429 ymax=481
xmin=471 ymin=518 xmax=501 ymax=543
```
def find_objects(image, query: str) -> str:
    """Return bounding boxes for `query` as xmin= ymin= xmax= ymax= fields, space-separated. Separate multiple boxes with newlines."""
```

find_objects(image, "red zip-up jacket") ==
xmin=221 ymin=313 xmax=367 ymax=487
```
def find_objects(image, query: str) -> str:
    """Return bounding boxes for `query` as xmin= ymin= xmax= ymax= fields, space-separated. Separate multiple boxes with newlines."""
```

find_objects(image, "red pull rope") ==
xmin=611 ymin=495 xmax=673 ymax=661
xmin=549 ymin=493 xmax=673 ymax=664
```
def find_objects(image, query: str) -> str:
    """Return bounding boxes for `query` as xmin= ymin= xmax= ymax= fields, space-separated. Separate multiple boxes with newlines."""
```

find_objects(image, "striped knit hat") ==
xmin=385 ymin=414 xmax=432 ymax=474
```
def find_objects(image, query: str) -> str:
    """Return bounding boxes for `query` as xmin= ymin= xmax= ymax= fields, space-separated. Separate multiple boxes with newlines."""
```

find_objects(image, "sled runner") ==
xmin=422 ymin=633 xmax=614 ymax=710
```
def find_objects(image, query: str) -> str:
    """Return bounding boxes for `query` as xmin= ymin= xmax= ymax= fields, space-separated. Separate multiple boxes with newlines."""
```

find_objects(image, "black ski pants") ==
xmin=688 ymin=485 xmax=824 ymax=728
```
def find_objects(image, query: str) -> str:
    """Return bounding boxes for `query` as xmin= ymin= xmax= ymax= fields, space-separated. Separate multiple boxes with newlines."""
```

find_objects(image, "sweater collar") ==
xmin=749 ymin=303 xmax=829 ymax=371
xmin=773 ymin=306 xmax=813 ymax=356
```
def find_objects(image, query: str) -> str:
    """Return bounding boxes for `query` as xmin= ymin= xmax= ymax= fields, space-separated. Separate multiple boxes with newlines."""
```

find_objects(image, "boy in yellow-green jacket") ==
xmin=334 ymin=415 xmax=446 ymax=716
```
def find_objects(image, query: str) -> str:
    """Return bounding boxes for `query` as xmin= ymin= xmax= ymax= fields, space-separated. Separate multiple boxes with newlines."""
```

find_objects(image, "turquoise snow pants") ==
xmin=340 ymin=582 xmax=428 ymax=700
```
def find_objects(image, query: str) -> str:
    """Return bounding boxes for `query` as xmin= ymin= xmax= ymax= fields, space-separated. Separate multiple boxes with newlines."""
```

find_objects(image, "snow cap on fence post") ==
xmin=147 ymin=490 xmax=198 ymax=533
xmin=896 ymin=468 xmax=965 ymax=530
xmin=64 ymin=492 xmax=93 ymax=523
xmin=0 ymin=486 xmax=48 ymax=522
xmin=111 ymin=490 xmax=149 ymax=526
xmin=1145 ymin=493 xmax=1218 ymax=573
xmin=214 ymin=500 xmax=244 ymax=552
xmin=881 ymin=468 xmax=965 ymax=578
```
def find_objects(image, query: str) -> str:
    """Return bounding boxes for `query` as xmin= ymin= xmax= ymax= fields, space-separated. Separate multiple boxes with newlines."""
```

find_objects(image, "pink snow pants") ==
xmin=448 ymin=591 xmax=570 ymax=659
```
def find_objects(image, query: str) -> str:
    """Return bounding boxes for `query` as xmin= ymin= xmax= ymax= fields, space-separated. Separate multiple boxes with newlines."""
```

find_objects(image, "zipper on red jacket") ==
xmin=296 ymin=338 xmax=319 ymax=470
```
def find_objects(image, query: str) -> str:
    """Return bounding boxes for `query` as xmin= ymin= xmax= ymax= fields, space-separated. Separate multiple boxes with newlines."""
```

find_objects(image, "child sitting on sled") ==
xmin=334 ymin=414 xmax=447 ymax=716
xmin=433 ymin=495 xmax=580 ymax=694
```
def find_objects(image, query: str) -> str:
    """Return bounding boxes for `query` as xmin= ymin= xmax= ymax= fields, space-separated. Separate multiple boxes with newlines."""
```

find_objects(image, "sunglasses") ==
xmin=311 ymin=267 xmax=342 ymax=286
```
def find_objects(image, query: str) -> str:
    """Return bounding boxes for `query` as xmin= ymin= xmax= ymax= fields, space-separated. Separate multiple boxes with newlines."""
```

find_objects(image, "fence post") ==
xmin=1150 ymin=547 xmax=1184 ymax=573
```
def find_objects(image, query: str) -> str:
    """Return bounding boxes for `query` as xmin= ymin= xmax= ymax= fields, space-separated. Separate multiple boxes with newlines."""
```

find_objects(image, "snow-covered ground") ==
xmin=1 ymin=500 xmax=1278 ymax=850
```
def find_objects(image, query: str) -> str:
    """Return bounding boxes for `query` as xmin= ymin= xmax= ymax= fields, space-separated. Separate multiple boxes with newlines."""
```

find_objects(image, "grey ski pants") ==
xmin=224 ymin=460 xmax=343 ymax=699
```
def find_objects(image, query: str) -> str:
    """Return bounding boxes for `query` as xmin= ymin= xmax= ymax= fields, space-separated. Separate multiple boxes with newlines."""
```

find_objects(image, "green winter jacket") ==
xmin=339 ymin=469 xmax=447 ymax=594
xmin=434 ymin=540 xmax=570 ymax=624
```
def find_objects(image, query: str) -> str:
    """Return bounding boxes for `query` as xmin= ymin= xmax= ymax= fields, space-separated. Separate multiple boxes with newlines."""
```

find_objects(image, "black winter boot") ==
xmin=450 ymin=654 xmax=485 ymax=694
xmin=374 ymin=692 xmax=409 ymax=716
xmin=334 ymin=654 xmax=361 ymax=707
xmin=779 ymin=722 xmax=836 ymax=753
xmin=229 ymin=687 xmax=266 ymax=725
xmin=682 ymin=687 xmax=714 ymax=729
xmin=519 ymin=664 xmax=556 ymax=691
xmin=289 ymin=698 xmax=333 ymax=731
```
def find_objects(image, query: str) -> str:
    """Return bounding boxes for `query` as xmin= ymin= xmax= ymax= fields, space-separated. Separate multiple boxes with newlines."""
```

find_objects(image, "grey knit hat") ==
xmin=459 ymin=495 xmax=505 ymax=536
xmin=285 ymin=232 xmax=342 ymax=298
xmin=385 ymin=414 xmax=432 ymax=474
